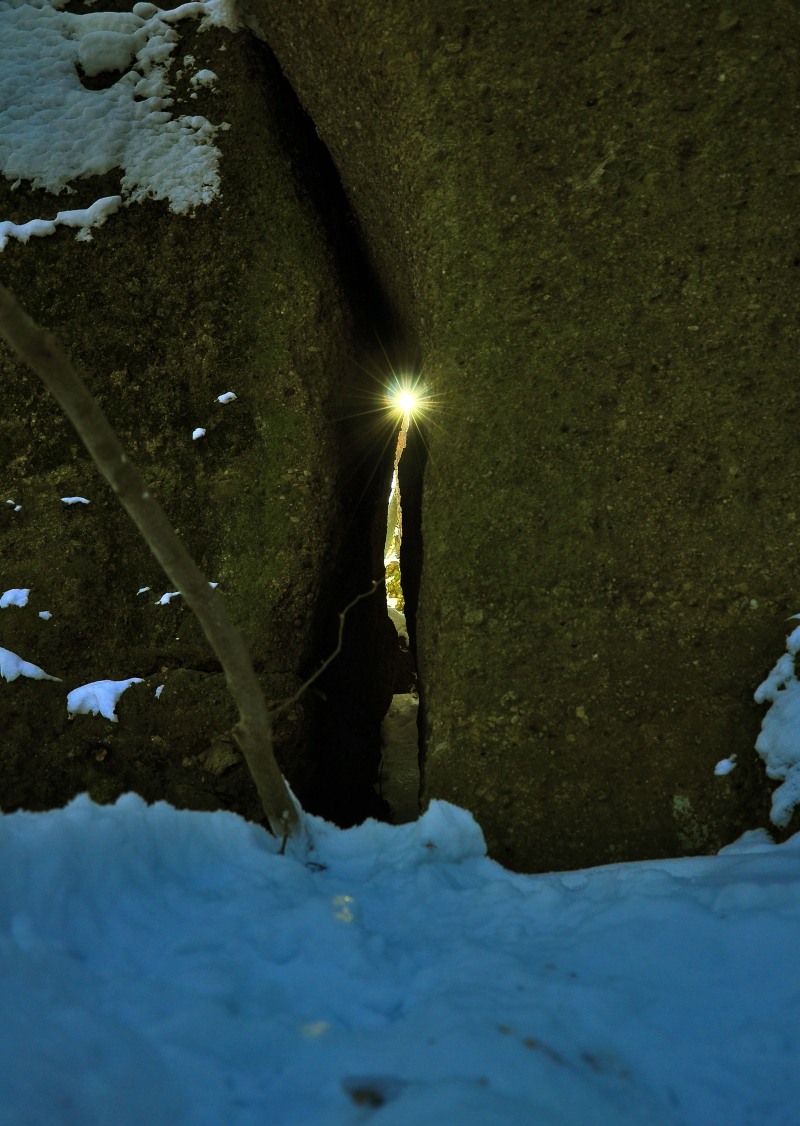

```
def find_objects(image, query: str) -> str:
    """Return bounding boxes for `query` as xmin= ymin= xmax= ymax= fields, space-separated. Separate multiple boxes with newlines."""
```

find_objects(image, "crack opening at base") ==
xmin=379 ymin=408 xmax=423 ymax=823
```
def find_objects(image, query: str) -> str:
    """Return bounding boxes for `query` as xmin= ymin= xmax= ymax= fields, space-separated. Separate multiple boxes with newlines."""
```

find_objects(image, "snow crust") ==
xmin=0 ymin=587 xmax=29 ymax=608
xmin=191 ymin=67 xmax=217 ymax=88
xmin=0 ymin=794 xmax=797 ymax=1125
xmin=387 ymin=604 xmax=408 ymax=641
xmin=0 ymin=195 xmax=122 ymax=248
xmin=755 ymin=622 xmax=800 ymax=827
xmin=0 ymin=646 xmax=60 ymax=682
xmin=67 ymin=677 xmax=144 ymax=721
xmin=0 ymin=0 xmax=235 ymax=248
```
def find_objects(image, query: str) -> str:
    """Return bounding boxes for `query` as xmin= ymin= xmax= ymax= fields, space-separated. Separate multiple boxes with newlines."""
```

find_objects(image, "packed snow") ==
xmin=0 ymin=646 xmax=60 ymax=682
xmin=0 ymin=196 xmax=122 ymax=248
xmin=754 ymin=620 xmax=800 ymax=827
xmin=66 ymin=676 xmax=144 ymax=721
xmin=0 ymin=586 xmax=29 ymax=608
xmin=190 ymin=67 xmax=218 ymax=90
xmin=0 ymin=0 xmax=238 ymax=249
xmin=379 ymin=692 xmax=420 ymax=824
xmin=0 ymin=794 xmax=797 ymax=1125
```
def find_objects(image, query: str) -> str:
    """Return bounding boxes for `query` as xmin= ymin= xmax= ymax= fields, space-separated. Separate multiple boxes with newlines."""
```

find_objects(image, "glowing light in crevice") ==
xmin=395 ymin=389 xmax=417 ymax=415
xmin=386 ymin=372 xmax=428 ymax=428
xmin=384 ymin=375 xmax=424 ymax=613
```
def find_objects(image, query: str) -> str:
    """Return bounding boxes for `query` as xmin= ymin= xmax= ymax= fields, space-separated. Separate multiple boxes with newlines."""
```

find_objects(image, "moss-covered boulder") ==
xmin=248 ymin=0 xmax=799 ymax=869
xmin=0 ymin=9 xmax=392 ymax=823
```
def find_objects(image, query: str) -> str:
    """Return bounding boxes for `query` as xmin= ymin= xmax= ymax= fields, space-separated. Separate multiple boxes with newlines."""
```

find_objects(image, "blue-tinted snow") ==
xmin=755 ymin=621 xmax=800 ymax=827
xmin=0 ymin=587 xmax=29 ymax=608
xmin=66 ymin=677 xmax=144 ymax=721
xmin=0 ymin=795 xmax=797 ymax=1125
xmin=0 ymin=646 xmax=60 ymax=682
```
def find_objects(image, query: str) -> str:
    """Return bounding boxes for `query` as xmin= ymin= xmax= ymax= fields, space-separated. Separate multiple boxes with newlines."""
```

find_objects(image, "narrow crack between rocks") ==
xmin=260 ymin=42 xmax=424 ymax=826
xmin=379 ymin=405 xmax=424 ymax=823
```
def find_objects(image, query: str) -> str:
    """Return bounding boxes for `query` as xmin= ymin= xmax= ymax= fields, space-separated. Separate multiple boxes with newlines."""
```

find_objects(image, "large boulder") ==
xmin=0 ymin=4 xmax=394 ymax=823
xmin=247 ymin=1 xmax=798 ymax=868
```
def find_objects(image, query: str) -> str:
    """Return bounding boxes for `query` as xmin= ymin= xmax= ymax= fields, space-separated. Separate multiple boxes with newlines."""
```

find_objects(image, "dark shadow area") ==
xmin=259 ymin=42 xmax=423 ymax=825
xmin=263 ymin=41 xmax=399 ymax=347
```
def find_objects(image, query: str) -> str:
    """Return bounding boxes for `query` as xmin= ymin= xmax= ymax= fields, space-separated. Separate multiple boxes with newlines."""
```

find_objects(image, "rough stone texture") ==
xmin=0 ymin=19 xmax=393 ymax=823
xmin=249 ymin=0 xmax=798 ymax=869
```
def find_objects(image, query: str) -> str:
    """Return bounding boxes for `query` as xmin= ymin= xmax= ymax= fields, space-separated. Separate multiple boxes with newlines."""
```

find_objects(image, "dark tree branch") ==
xmin=0 ymin=284 xmax=302 ymax=845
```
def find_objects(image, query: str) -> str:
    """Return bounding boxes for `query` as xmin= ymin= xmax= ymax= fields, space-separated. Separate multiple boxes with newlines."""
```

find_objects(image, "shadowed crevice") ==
xmin=257 ymin=41 xmax=424 ymax=825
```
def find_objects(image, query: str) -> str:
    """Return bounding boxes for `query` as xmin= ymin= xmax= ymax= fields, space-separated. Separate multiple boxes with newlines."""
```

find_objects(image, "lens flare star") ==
xmin=387 ymin=375 xmax=428 ymax=423
xmin=395 ymin=389 xmax=418 ymax=415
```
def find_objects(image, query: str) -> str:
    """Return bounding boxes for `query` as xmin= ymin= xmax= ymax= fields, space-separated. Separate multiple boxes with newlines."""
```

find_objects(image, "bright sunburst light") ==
xmin=396 ymin=389 xmax=418 ymax=415
xmin=387 ymin=375 xmax=427 ymax=420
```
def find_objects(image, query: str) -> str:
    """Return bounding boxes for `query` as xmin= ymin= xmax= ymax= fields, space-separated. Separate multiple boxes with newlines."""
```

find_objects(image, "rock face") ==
xmin=4 ymin=1 xmax=798 ymax=870
xmin=0 ymin=12 xmax=394 ymax=824
xmin=247 ymin=0 xmax=798 ymax=868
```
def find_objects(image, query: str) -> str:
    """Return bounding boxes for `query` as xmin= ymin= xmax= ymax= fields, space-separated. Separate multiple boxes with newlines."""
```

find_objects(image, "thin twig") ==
xmin=0 ymin=284 xmax=302 ymax=843
xmin=270 ymin=580 xmax=381 ymax=718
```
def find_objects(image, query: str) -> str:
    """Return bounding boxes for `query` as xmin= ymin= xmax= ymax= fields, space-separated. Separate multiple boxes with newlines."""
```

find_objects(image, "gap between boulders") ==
xmin=260 ymin=43 xmax=425 ymax=826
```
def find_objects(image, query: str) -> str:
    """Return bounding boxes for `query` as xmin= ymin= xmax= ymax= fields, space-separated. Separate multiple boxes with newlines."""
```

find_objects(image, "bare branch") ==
xmin=0 ymin=284 xmax=302 ymax=844
xmin=270 ymin=580 xmax=381 ymax=718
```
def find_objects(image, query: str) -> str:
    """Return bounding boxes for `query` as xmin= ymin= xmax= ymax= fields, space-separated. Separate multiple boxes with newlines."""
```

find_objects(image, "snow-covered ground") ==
xmin=2 ymin=1 xmax=800 ymax=1119
xmin=0 ymin=794 xmax=797 ymax=1125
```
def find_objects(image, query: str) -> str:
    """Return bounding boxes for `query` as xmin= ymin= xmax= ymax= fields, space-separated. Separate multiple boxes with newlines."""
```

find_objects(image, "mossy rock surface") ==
xmin=0 ymin=21 xmax=367 ymax=820
xmin=249 ymin=0 xmax=799 ymax=869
